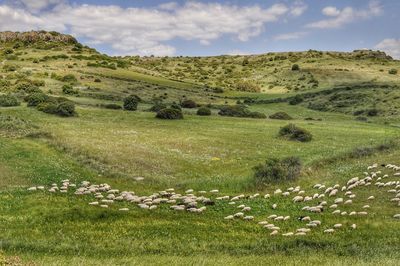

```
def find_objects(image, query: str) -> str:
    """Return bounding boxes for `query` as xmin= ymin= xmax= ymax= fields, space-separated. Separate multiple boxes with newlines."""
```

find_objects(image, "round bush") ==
xmin=37 ymin=102 xmax=58 ymax=114
xmin=253 ymin=157 xmax=302 ymax=186
xmin=235 ymin=80 xmax=261 ymax=92
xmin=170 ymin=103 xmax=182 ymax=111
xmin=0 ymin=94 xmax=20 ymax=107
xmin=102 ymin=103 xmax=122 ymax=110
xmin=279 ymin=123 xmax=312 ymax=142
xmin=56 ymin=101 xmax=76 ymax=117
xmin=123 ymin=95 xmax=139 ymax=111
xmin=181 ymin=99 xmax=197 ymax=108
xmin=248 ymin=111 xmax=266 ymax=119
xmin=197 ymin=106 xmax=211 ymax=116
xmin=289 ymin=95 xmax=303 ymax=105
xmin=156 ymin=108 xmax=183 ymax=120
xmin=291 ymin=64 xmax=300 ymax=71
xmin=25 ymin=93 xmax=49 ymax=107
xmin=269 ymin=112 xmax=293 ymax=120
xmin=388 ymin=69 xmax=397 ymax=75
xmin=62 ymin=84 xmax=77 ymax=95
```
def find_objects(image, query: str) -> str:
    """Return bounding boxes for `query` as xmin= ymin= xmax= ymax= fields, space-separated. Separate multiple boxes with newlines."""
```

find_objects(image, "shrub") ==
xmin=212 ymin=87 xmax=224 ymax=93
xmin=55 ymin=101 xmax=76 ymax=117
xmin=37 ymin=102 xmax=58 ymax=114
xmin=269 ymin=112 xmax=292 ymax=120
xmin=102 ymin=103 xmax=122 ymax=110
xmin=156 ymin=108 xmax=183 ymax=120
xmin=197 ymin=106 xmax=212 ymax=116
xmin=25 ymin=93 xmax=49 ymax=107
xmin=94 ymin=78 xmax=101 ymax=82
xmin=279 ymin=123 xmax=312 ymax=142
xmin=289 ymin=95 xmax=303 ymax=105
xmin=218 ymin=105 xmax=266 ymax=119
xmin=235 ymin=80 xmax=261 ymax=92
xmin=123 ymin=95 xmax=139 ymax=111
xmin=248 ymin=111 xmax=267 ymax=119
xmin=291 ymin=64 xmax=300 ymax=71
xmin=0 ymin=94 xmax=20 ymax=107
xmin=61 ymin=74 xmax=77 ymax=83
xmin=149 ymin=102 xmax=167 ymax=112
xmin=253 ymin=157 xmax=302 ymax=185
xmin=388 ymin=69 xmax=397 ymax=75
xmin=367 ymin=108 xmax=379 ymax=116
xmin=15 ymin=83 xmax=41 ymax=93
xmin=181 ymin=99 xmax=197 ymax=108
xmin=3 ymin=65 xmax=17 ymax=72
xmin=62 ymin=84 xmax=78 ymax=95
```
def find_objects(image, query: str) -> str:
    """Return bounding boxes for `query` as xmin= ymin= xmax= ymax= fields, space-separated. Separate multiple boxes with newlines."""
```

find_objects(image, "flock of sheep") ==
xmin=27 ymin=163 xmax=400 ymax=236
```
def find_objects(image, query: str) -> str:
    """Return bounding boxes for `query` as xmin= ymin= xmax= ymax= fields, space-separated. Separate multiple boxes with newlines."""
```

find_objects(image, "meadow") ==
xmin=1 ymin=32 xmax=400 ymax=265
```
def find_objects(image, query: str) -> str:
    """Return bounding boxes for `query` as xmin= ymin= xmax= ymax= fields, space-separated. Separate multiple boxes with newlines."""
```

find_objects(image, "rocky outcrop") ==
xmin=0 ymin=31 xmax=77 ymax=44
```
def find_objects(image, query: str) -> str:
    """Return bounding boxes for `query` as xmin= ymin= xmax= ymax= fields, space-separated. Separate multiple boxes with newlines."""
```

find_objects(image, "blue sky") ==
xmin=0 ymin=0 xmax=399 ymax=58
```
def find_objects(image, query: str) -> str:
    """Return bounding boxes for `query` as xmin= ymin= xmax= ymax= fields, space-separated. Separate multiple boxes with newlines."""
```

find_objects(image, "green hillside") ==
xmin=1 ymin=31 xmax=400 ymax=265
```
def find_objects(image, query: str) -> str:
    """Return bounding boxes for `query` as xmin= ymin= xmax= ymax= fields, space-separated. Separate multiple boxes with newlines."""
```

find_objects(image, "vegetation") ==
xmin=253 ymin=157 xmax=302 ymax=185
xmin=218 ymin=105 xmax=266 ymax=119
xmin=180 ymin=99 xmax=197 ymax=108
xmin=0 ymin=94 xmax=20 ymax=107
xmin=279 ymin=123 xmax=313 ymax=142
xmin=269 ymin=112 xmax=293 ymax=120
xmin=155 ymin=107 xmax=184 ymax=119
xmin=197 ymin=106 xmax=212 ymax=116
xmin=123 ymin=95 xmax=139 ymax=111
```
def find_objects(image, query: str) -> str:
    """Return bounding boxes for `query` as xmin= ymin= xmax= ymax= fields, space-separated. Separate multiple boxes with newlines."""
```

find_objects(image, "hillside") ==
xmin=1 ymin=31 xmax=400 ymax=265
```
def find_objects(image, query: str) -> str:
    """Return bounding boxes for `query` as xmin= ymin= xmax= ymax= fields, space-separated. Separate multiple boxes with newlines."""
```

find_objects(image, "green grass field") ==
xmin=1 ymin=33 xmax=400 ymax=265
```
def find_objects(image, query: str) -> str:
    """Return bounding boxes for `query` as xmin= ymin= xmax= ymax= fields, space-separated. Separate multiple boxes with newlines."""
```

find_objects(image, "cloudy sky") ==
xmin=0 ymin=0 xmax=399 ymax=58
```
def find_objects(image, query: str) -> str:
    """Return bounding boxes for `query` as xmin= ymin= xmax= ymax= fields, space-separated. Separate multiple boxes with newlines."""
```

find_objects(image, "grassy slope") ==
xmin=1 ymin=37 xmax=400 ymax=265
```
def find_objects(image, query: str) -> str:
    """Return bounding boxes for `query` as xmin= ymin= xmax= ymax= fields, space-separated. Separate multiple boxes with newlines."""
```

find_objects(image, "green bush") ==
xmin=123 ymin=95 xmax=139 ymax=111
xmin=248 ymin=111 xmax=267 ymax=119
xmin=388 ymin=69 xmax=397 ymax=75
xmin=170 ymin=103 xmax=182 ymax=110
xmin=37 ymin=102 xmax=58 ymax=114
xmin=367 ymin=108 xmax=379 ymax=116
xmin=279 ymin=123 xmax=312 ymax=142
xmin=102 ymin=103 xmax=122 ymax=110
xmin=62 ymin=84 xmax=78 ymax=95
xmin=0 ymin=94 xmax=20 ymax=107
xmin=156 ymin=108 xmax=183 ymax=120
xmin=25 ymin=93 xmax=49 ymax=107
xmin=253 ymin=157 xmax=302 ymax=185
xmin=291 ymin=64 xmax=300 ymax=71
xmin=181 ymin=99 xmax=197 ymax=108
xmin=61 ymin=74 xmax=77 ymax=83
xmin=15 ymin=83 xmax=41 ymax=93
xmin=218 ymin=105 xmax=265 ymax=119
xmin=55 ymin=101 xmax=76 ymax=117
xmin=3 ymin=65 xmax=17 ymax=72
xmin=269 ymin=112 xmax=293 ymax=120
xmin=197 ymin=106 xmax=211 ymax=116
xmin=289 ymin=95 xmax=303 ymax=105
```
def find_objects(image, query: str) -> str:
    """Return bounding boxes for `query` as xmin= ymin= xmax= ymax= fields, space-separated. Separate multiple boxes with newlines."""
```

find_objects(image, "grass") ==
xmin=1 ymin=34 xmax=400 ymax=265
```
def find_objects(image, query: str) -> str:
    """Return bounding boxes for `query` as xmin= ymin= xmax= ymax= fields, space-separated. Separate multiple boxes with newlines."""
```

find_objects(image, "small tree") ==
xmin=181 ymin=99 xmax=197 ymax=108
xmin=156 ymin=108 xmax=184 ymax=120
xmin=253 ymin=157 xmax=302 ymax=186
xmin=388 ymin=69 xmax=398 ymax=75
xmin=197 ymin=106 xmax=211 ymax=116
xmin=279 ymin=123 xmax=312 ymax=142
xmin=291 ymin=64 xmax=300 ymax=71
xmin=123 ymin=95 xmax=139 ymax=111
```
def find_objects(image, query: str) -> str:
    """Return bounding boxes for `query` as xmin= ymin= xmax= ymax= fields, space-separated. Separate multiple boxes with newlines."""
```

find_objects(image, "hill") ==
xmin=1 ymin=31 xmax=400 ymax=265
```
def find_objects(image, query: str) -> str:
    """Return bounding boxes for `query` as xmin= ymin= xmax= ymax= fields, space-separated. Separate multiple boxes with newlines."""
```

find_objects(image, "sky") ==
xmin=0 ymin=0 xmax=399 ymax=58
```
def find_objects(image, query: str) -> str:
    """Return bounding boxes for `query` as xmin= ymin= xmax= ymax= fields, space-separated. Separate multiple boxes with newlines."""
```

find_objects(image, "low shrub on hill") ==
xmin=0 ymin=94 xmax=20 ymax=107
xmin=279 ymin=123 xmax=312 ymax=142
xmin=102 ymin=103 xmax=122 ymax=110
xmin=123 ymin=95 xmax=140 ymax=111
xmin=197 ymin=106 xmax=211 ymax=116
xmin=253 ymin=157 xmax=302 ymax=186
xmin=156 ymin=108 xmax=183 ymax=120
xmin=15 ymin=83 xmax=41 ymax=93
xmin=26 ymin=93 xmax=76 ymax=117
xmin=181 ymin=99 xmax=197 ymax=108
xmin=62 ymin=84 xmax=78 ymax=95
xmin=25 ymin=92 xmax=49 ymax=107
xmin=291 ymin=64 xmax=300 ymax=71
xmin=218 ymin=105 xmax=266 ymax=119
xmin=61 ymin=74 xmax=78 ymax=83
xmin=289 ymin=95 xmax=303 ymax=105
xmin=388 ymin=69 xmax=397 ymax=75
xmin=269 ymin=112 xmax=292 ymax=120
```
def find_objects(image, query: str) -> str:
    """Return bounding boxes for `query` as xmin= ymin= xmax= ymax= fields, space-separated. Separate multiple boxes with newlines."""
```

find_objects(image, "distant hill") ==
xmin=0 ymin=31 xmax=77 ymax=44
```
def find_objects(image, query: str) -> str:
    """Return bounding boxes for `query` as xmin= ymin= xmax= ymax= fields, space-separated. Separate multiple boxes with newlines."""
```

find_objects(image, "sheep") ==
xmin=224 ymin=215 xmax=234 ymax=220
xmin=334 ymin=198 xmax=344 ymax=204
xmin=332 ymin=210 xmax=341 ymax=215
xmin=344 ymin=200 xmax=352 ymax=205
xmin=100 ymin=205 xmax=108 ymax=208
xmin=89 ymin=201 xmax=99 ymax=205
xmin=274 ymin=189 xmax=282 ymax=195
xmin=119 ymin=208 xmax=129 ymax=211
xmin=242 ymin=207 xmax=251 ymax=212
xmin=357 ymin=211 xmax=368 ymax=215
xmin=243 ymin=216 xmax=254 ymax=220
xmin=282 ymin=232 xmax=294 ymax=237
xmin=258 ymin=221 xmax=269 ymax=225
xmin=264 ymin=194 xmax=271 ymax=199
xmin=292 ymin=196 xmax=303 ymax=203
xmin=270 ymin=230 xmax=279 ymax=236
xmin=393 ymin=214 xmax=400 ymax=219
xmin=297 ymin=228 xmax=311 ymax=233
xmin=351 ymin=224 xmax=357 ymax=229
xmin=268 ymin=214 xmax=278 ymax=219
xmin=301 ymin=216 xmax=311 ymax=222
xmin=362 ymin=205 xmax=370 ymax=209
xmin=324 ymin=229 xmax=335 ymax=233
xmin=295 ymin=232 xmax=306 ymax=236
xmin=368 ymin=196 xmax=375 ymax=200
xmin=333 ymin=224 xmax=342 ymax=229
xmin=234 ymin=212 xmax=244 ymax=218
xmin=27 ymin=187 xmax=37 ymax=191
xmin=210 ymin=189 xmax=219 ymax=193
xmin=272 ymin=204 xmax=277 ymax=209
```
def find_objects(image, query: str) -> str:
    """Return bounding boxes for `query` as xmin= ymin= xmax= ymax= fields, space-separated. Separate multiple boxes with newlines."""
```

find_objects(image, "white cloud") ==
xmin=307 ymin=1 xmax=383 ymax=29
xmin=322 ymin=6 xmax=340 ymax=17
xmin=375 ymin=38 xmax=400 ymax=59
xmin=14 ymin=0 xmax=65 ymax=12
xmin=290 ymin=1 xmax=308 ymax=17
xmin=0 ymin=1 xmax=303 ymax=56
xmin=274 ymin=31 xmax=308 ymax=41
